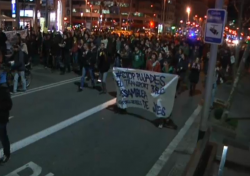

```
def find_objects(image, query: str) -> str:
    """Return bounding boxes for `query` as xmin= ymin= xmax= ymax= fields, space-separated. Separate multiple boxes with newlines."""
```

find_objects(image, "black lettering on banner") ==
xmin=135 ymin=73 xmax=166 ymax=86
xmin=115 ymin=71 xmax=135 ymax=80
xmin=142 ymin=100 xmax=149 ymax=110
xmin=124 ymin=79 xmax=149 ymax=90
xmin=153 ymin=102 xmax=166 ymax=116
xmin=116 ymin=80 xmax=123 ymax=87
xmin=120 ymin=88 xmax=147 ymax=99
xmin=151 ymin=85 xmax=165 ymax=95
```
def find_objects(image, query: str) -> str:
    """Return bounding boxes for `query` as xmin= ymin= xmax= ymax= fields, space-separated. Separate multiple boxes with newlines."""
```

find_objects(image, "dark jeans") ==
xmin=0 ymin=123 xmax=10 ymax=156
xmin=189 ymin=83 xmax=196 ymax=96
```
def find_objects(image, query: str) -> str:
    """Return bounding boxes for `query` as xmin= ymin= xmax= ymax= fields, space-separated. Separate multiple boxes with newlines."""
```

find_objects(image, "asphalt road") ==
xmin=0 ymin=66 xmax=202 ymax=176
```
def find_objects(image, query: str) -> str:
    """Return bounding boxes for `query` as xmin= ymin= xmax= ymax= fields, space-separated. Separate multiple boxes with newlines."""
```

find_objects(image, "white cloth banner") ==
xmin=4 ymin=30 xmax=28 ymax=45
xmin=113 ymin=67 xmax=179 ymax=118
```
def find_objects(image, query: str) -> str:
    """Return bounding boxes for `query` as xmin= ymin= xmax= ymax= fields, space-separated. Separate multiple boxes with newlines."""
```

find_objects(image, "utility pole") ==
xmin=16 ymin=0 xmax=20 ymax=29
xmin=198 ymin=0 xmax=225 ymax=141
xmin=163 ymin=0 xmax=166 ymax=33
xmin=234 ymin=0 xmax=244 ymax=79
xmin=45 ymin=0 xmax=49 ymax=27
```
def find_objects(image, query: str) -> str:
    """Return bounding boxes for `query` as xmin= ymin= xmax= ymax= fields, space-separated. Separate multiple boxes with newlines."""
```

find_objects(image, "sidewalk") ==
xmin=214 ymin=72 xmax=250 ymax=141
xmin=165 ymin=73 xmax=250 ymax=176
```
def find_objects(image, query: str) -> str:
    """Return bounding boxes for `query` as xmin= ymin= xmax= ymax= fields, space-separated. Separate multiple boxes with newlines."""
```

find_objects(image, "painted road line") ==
xmin=0 ymin=98 xmax=116 ymax=156
xmin=145 ymin=105 xmax=202 ymax=176
xmin=12 ymin=77 xmax=81 ymax=98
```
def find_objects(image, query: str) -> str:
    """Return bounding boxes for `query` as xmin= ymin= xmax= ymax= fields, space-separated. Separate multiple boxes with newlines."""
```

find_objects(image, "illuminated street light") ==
xmin=81 ymin=13 xmax=83 ymax=17
xmin=151 ymin=4 xmax=153 ymax=7
xmin=186 ymin=7 xmax=191 ymax=22
xmin=180 ymin=20 xmax=183 ymax=23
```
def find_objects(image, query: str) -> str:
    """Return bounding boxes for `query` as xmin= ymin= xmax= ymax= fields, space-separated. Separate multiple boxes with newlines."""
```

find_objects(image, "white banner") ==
xmin=4 ymin=30 xmax=28 ymax=45
xmin=113 ymin=67 xmax=179 ymax=118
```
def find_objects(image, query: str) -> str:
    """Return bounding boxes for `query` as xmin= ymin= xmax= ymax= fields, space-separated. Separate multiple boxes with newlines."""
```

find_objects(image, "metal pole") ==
xmin=234 ymin=0 xmax=244 ymax=77
xmin=163 ymin=0 xmax=166 ymax=33
xmin=16 ymin=0 xmax=20 ymax=29
xmin=45 ymin=0 xmax=48 ymax=27
xmin=70 ymin=0 xmax=72 ymax=27
xmin=198 ymin=0 xmax=225 ymax=141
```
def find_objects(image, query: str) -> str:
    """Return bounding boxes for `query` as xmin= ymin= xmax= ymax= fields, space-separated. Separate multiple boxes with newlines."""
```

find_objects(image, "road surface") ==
xmin=0 ymin=67 xmax=202 ymax=176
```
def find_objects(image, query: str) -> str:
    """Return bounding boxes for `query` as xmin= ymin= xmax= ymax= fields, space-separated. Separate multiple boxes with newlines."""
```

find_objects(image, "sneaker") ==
xmin=158 ymin=124 xmax=163 ymax=129
xmin=78 ymin=87 xmax=83 ymax=92
xmin=0 ymin=155 xmax=10 ymax=164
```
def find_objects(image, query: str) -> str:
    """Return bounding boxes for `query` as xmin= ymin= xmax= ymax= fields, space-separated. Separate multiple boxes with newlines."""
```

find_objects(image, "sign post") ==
xmin=198 ymin=0 xmax=226 ymax=141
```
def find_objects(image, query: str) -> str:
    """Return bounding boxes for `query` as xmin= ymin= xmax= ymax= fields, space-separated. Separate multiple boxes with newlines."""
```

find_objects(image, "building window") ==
xmin=119 ymin=3 xmax=129 ymax=7
xmin=86 ymin=9 xmax=90 ymax=13
xmin=102 ymin=9 xmax=110 ymax=14
xmin=121 ymin=13 xmax=128 ymax=16
xmin=134 ymin=12 xmax=143 ymax=17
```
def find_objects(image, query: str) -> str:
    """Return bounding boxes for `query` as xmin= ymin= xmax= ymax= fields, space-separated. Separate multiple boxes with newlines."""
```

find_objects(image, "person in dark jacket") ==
xmin=98 ymin=43 xmax=110 ymax=94
xmin=189 ymin=57 xmax=201 ymax=96
xmin=79 ymin=43 xmax=95 ymax=91
xmin=0 ymin=76 xmax=12 ymax=163
xmin=0 ymin=28 xmax=7 ymax=63
xmin=12 ymin=45 xmax=26 ymax=93
xmin=59 ymin=34 xmax=71 ymax=75
xmin=42 ymin=34 xmax=51 ymax=68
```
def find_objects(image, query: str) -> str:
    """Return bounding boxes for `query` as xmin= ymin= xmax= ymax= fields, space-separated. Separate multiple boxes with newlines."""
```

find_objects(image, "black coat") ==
xmin=98 ymin=49 xmax=110 ymax=73
xmin=0 ymin=86 xmax=12 ymax=124
xmin=80 ymin=50 xmax=95 ymax=68
xmin=189 ymin=63 xmax=200 ymax=84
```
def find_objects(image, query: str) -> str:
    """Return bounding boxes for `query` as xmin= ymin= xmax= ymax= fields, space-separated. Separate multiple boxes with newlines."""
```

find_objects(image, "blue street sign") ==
xmin=204 ymin=9 xmax=227 ymax=45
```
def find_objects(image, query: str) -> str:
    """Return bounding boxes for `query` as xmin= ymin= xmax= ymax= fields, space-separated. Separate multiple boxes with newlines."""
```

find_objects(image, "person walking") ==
xmin=0 ymin=72 xmax=12 ymax=163
xmin=79 ymin=43 xmax=95 ymax=91
xmin=98 ymin=43 xmax=110 ymax=94
xmin=189 ymin=57 xmax=201 ymax=96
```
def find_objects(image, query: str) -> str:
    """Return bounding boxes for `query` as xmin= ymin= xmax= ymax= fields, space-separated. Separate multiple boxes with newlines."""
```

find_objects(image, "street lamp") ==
xmin=186 ymin=7 xmax=191 ymax=22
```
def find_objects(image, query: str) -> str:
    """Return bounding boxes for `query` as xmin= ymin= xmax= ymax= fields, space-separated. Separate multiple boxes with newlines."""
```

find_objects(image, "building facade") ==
xmin=70 ymin=0 xmax=168 ymax=29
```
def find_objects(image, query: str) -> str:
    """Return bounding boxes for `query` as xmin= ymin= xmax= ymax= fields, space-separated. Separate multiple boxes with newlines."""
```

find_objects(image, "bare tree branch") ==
xmin=233 ymin=0 xmax=239 ymax=13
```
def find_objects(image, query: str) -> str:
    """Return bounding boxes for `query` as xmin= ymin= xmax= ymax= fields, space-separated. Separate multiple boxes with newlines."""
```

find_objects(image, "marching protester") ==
xmin=146 ymin=52 xmax=161 ymax=72
xmin=132 ymin=46 xmax=144 ymax=69
xmin=79 ymin=43 xmax=95 ymax=91
xmin=0 ymin=69 xmax=12 ymax=163
xmin=189 ymin=57 xmax=201 ymax=96
xmin=98 ymin=43 xmax=110 ymax=94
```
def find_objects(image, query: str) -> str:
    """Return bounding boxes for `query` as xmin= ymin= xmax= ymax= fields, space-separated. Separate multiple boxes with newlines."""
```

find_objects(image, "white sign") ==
xmin=113 ymin=68 xmax=178 ymax=117
xmin=4 ymin=161 xmax=54 ymax=176
xmin=204 ymin=9 xmax=227 ymax=44
xmin=4 ymin=30 xmax=28 ymax=45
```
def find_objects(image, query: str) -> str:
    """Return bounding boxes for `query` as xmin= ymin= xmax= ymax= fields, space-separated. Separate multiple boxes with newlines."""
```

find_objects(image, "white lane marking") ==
xmin=9 ymin=116 xmax=14 ymax=120
xmin=12 ymin=77 xmax=81 ymax=98
xmin=145 ymin=105 xmax=202 ymax=176
xmin=4 ymin=161 xmax=54 ymax=176
xmin=0 ymin=98 xmax=116 ymax=156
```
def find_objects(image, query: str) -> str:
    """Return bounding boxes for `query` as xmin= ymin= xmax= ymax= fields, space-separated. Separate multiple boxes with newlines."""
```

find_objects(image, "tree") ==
xmin=233 ymin=0 xmax=250 ymax=26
